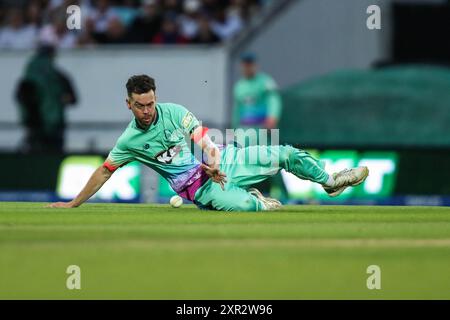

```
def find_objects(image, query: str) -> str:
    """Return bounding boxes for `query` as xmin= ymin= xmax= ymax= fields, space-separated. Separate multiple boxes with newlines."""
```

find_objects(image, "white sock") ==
xmin=324 ymin=174 xmax=335 ymax=187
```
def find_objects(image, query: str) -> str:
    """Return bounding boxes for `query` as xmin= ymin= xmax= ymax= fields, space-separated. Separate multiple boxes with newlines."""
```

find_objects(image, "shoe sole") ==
xmin=249 ymin=188 xmax=282 ymax=211
xmin=327 ymin=166 xmax=369 ymax=197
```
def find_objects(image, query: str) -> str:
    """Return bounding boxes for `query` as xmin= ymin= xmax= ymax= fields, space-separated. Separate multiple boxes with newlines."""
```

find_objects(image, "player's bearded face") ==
xmin=127 ymin=90 xmax=157 ymax=128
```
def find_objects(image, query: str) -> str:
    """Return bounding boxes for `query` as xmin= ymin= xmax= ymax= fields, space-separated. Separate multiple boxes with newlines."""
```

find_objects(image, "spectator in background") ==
xmin=201 ymin=0 xmax=220 ymax=13
xmin=210 ymin=4 xmax=243 ymax=41
xmin=152 ymin=11 xmax=187 ymax=44
xmin=87 ymin=0 xmax=117 ymax=37
xmin=87 ymin=0 xmax=129 ymax=44
xmin=46 ymin=0 xmax=68 ymax=11
xmin=178 ymin=0 xmax=201 ymax=41
xmin=39 ymin=12 xmax=78 ymax=48
xmin=162 ymin=0 xmax=182 ymax=14
xmin=111 ymin=0 xmax=138 ymax=27
xmin=229 ymin=0 xmax=260 ymax=23
xmin=99 ymin=15 xmax=128 ymax=43
xmin=15 ymin=44 xmax=77 ymax=153
xmin=232 ymin=52 xmax=282 ymax=131
xmin=126 ymin=0 xmax=161 ymax=43
xmin=0 ymin=7 xmax=5 ymax=27
xmin=0 ymin=8 xmax=38 ymax=49
xmin=192 ymin=12 xmax=219 ymax=44
xmin=25 ymin=0 xmax=43 ymax=29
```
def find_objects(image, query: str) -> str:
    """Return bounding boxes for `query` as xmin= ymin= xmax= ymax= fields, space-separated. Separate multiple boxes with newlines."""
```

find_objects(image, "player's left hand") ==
xmin=200 ymin=164 xmax=227 ymax=190
xmin=45 ymin=202 xmax=75 ymax=208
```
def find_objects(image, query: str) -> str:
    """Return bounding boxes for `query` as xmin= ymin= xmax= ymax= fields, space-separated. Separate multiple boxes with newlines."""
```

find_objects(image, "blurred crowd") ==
xmin=0 ymin=0 xmax=270 ymax=49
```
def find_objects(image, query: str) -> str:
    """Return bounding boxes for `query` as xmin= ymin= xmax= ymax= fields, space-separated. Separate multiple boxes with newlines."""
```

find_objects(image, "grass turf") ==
xmin=1 ymin=202 xmax=450 ymax=299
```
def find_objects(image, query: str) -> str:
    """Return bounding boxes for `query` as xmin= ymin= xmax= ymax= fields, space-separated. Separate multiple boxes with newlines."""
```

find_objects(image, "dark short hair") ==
xmin=126 ymin=75 xmax=156 ymax=97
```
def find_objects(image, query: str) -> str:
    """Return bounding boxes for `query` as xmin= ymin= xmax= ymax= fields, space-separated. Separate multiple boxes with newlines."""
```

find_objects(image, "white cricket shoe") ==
xmin=323 ymin=166 xmax=369 ymax=197
xmin=248 ymin=188 xmax=282 ymax=211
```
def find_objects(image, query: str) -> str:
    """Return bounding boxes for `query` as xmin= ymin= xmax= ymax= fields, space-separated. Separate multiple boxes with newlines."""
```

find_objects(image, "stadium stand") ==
xmin=0 ymin=0 xmax=272 ymax=49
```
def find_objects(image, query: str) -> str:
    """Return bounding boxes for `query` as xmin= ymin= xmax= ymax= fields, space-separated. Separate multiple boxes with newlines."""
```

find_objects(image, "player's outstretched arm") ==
xmin=46 ymin=165 xmax=114 ymax=208
xmin=192 ymin=126 xmax=227 ymax=190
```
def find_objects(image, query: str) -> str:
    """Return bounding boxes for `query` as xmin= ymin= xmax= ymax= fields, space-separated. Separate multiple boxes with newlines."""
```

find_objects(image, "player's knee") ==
xmin=279 ymin=144 xmax=296 ymax=170
xmin=232 ymin=196 xmax=261 ymax=212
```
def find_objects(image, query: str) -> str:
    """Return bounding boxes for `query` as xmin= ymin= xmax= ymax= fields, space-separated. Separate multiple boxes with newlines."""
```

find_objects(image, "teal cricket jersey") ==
xmin=232 ymin=72 xmax=282 ymax=128
xmin=106 ymin=102 xmax=208 ymax=200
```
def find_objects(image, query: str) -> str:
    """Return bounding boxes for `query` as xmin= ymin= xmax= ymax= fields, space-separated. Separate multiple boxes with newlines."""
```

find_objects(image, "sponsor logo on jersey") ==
xmin=155 ymin=145 xmax=182 ymax=164
xmin=182 ymin=113 xmax=194 ymax=129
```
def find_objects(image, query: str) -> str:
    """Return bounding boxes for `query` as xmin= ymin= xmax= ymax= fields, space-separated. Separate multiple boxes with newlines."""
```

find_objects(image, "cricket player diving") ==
xmin=48 ymin=75 xmax=369 ymax=211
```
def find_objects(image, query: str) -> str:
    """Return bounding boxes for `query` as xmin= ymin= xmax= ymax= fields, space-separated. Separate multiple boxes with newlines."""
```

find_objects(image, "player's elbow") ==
xmin=99 ymin=165 xmax=114 ymax=180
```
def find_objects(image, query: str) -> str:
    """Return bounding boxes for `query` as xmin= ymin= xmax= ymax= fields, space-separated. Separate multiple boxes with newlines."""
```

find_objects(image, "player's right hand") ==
xmin=200 ymin=163 xmax=227 ymax=190
xmin=45 ymin=202 xmax=75 ymax=208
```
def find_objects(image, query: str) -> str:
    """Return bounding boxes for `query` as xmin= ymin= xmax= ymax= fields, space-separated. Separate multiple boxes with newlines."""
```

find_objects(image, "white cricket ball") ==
xmin=170 ymin=195 xmax=183 ymax=208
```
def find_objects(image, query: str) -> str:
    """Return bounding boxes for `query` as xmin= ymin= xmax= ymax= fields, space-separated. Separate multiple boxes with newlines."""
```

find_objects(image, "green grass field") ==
xmin=1 ymin=202 xmax=450 ymax=299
